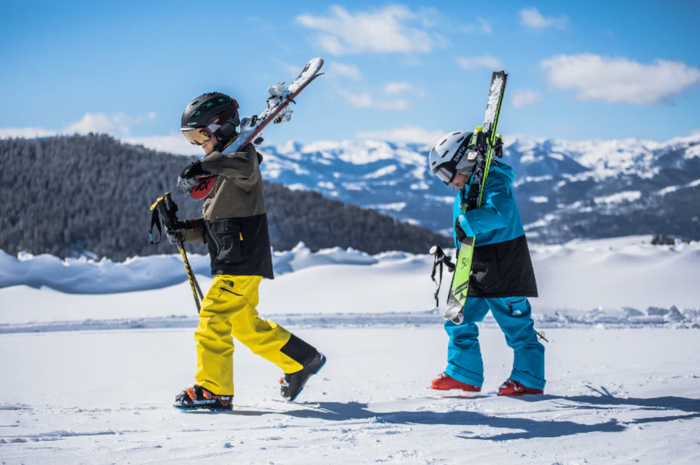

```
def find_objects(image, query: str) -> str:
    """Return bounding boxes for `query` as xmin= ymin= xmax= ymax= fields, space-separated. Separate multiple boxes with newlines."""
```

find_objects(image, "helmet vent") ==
xmin=443 ymin=150 xmax=450 ymax=157
xmin=456 ymin=136 xmax=465 ymax=143
xmin=439 ymin=138 xmax=447 ymax=146
xmin=452 ymin=131 xmax=461 ymax=135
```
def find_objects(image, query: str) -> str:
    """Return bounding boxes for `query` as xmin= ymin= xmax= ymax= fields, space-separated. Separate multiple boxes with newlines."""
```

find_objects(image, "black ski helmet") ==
xmin=180 ymin=92 xmax=240 ymax=146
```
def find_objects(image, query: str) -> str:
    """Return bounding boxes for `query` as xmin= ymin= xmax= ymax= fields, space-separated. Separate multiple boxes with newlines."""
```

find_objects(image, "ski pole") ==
xmin=162 ymin=193 xmax=204 ymax=312
xmin=149 ymin=192 xmax=204 ymax=313
xmin=430 ymin=245 xmax=455 ymax=272
xmin=175 ymin=234 xmax=203 ymax=313
xmin=429 ymin=245 xmax=455 ymax=307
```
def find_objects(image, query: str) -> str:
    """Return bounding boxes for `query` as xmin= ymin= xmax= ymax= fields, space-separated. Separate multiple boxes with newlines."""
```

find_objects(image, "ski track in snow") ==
xmin=1 ymin=307 xmax=699 ymax=335
xmin=0 ymin=328 xmax=699 ymax=464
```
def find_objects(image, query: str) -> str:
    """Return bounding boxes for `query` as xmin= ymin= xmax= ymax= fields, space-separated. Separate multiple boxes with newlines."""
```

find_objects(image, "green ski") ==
xmin=444 ymin=71 xmax=508 ymax=323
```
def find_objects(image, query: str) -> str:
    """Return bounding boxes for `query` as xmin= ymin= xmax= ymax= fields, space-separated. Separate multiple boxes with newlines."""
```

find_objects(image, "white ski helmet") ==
xmin=428 ymin=130 xmax=478 ymax=184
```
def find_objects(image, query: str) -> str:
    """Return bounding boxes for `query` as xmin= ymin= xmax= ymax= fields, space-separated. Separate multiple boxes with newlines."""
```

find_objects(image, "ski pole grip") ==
xmin=430 ymin=245 xmax=455 ymax=272
xmin=157 ymin=192 xmax=179 ymax=230
xmin=429 ymin=245 xmax=445 ymax=259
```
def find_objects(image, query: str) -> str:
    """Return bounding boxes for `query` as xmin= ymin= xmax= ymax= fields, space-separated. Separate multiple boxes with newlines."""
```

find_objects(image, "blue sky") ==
xmin=1 ymin=0 xmax=699 ymax=153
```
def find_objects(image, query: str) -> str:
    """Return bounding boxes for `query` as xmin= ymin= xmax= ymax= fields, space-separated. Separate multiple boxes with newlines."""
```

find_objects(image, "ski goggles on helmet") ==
xmin=181 ymin=127 xmax=213 ymax=146
xmin=433 ymin=165 xmax=457 ymax=185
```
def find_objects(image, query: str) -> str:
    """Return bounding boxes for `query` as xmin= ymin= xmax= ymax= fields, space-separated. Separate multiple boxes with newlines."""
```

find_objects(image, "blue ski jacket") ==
xmin=452 ymin=160 xmax=538 ymax=298
xmin=453 ymin=161 xmax=523 ymax=248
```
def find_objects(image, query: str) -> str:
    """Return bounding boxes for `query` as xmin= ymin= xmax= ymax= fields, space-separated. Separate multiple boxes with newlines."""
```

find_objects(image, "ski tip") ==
xmin=308 ymin=57 xmax=324 ymax=69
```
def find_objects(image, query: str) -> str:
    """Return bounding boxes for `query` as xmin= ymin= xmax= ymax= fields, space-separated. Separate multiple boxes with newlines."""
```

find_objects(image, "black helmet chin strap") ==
xmin=213 ymin=122 xmax=238 ymax=152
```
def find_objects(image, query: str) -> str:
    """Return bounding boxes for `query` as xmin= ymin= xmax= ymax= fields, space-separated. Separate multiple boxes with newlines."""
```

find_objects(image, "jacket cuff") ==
xmin=458 ymin=213 xmax=476 ymax=237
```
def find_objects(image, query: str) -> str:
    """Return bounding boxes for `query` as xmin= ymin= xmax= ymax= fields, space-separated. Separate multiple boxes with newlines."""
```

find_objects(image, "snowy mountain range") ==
xmin=257 ymin=134 xmax=700 ymax=242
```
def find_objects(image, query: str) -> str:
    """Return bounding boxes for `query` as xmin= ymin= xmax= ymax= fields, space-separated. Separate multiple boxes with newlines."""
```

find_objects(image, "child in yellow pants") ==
xmin=171 ymin=91 xmax=325 ymax=410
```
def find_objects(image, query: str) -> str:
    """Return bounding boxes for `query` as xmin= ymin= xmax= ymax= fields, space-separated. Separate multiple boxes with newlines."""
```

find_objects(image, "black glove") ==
xmin=455 ymin=218 xmax=468 ymax=243
xmin=165 ymin=220 xmax=187 ymax=245
xmin=177 ymin=161 xmax=207 ymax=193
xmin=493 ymin=134 xmax=504 ymax=159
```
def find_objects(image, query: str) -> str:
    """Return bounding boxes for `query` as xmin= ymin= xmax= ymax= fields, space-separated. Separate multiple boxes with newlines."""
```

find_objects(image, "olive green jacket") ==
xmin=184 ymin=144 xmax=273 ymax=279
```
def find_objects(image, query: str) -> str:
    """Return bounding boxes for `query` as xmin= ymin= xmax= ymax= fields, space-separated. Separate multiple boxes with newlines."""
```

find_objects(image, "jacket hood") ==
xmin=468 ymin=160 xmax=515 ymax=187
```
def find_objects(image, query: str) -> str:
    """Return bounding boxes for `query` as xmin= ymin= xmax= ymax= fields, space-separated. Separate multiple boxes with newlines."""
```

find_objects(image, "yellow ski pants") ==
xmin=194 ymin=275 xmax=305 ymax=396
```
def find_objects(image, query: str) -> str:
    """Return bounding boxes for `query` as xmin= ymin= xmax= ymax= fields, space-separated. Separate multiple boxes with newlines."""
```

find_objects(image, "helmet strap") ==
xmin=213 ymin=122 xmax=238 ymax=151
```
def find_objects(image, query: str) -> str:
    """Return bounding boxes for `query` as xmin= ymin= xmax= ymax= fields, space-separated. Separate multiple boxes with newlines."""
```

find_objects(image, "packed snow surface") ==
xmin=1 ymin=236 xmax=699 ymax=463
xmin=1 ymin=328 xmax=699 ymax=464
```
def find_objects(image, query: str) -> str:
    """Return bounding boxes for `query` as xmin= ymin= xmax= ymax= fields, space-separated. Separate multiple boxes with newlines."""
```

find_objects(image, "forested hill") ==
xmin=0 ymin=135 xmax=449 ymax=260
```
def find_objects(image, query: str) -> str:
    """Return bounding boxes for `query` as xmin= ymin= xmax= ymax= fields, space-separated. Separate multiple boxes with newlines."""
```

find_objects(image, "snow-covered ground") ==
xmin=1 ymin=236 xmax=699 ymax=463
xmin=1 ymin=328 xmax=699 ymax=464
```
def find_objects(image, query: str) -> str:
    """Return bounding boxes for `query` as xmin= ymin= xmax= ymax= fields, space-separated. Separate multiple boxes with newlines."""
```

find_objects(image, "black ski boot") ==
xmin=173 ymin=385 xmax=233 ymax=411
xmin=280 ymin=352 xmax=327 ymax=402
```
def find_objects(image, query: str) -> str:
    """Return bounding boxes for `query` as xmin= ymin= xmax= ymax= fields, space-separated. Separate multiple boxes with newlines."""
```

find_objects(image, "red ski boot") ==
xmin=498 ymin=379 xmax=543 ymax=396
xmin=430 ymin=373 xmax=481 ymax=392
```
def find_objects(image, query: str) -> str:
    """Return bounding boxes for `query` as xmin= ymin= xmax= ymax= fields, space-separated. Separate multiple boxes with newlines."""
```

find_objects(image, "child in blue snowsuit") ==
xmin=428 ymin=130 xmax=545 ymax=396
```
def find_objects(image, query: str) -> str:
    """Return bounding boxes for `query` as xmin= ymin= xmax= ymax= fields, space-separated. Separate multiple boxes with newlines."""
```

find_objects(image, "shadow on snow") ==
xmin=285 ymin=386 xmax=700 ymax=441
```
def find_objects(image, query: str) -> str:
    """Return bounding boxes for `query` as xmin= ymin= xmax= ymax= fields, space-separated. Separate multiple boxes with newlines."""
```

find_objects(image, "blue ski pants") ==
xmin=444 ymin=297 xmax=546 ymax=390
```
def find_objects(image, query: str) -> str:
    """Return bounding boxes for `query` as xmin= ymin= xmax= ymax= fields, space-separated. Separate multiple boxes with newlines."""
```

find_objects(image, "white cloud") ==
xmin=296 ymin=5 xmax=437 ymax=55
xmin=512 ymin=90 xmax=543 ymax=108
xmin=418 ymin=7 xmax=491 ymax=35
xmin=124 ymin=133 xmax=202 ymax=156
xmin=0 ymin=111 xmax=157 ymax=140
xmin=461 ymin=18 xmax=493 ymax=35
xmin=65 ymin=113 xmax=121 ymax=135
xmin=541 ymin=54 xmax=700 ymax=105
xmin=519 ymin=7 xmax=568 ymax=30
xmin=383 ymin=81 xmax=425 ymax=98
xmin=691 ymin=129 xmax=700 ymax=136
xmin=456 ymin=56 xmax=503 ymax=71
xmin=0 ymin=127 xmax=57 ymax=139
xmin=0 ymin=127 xmax=199 ymax=156
xmin=384 ymin=82 xmax=412 ymax=94
xmin=356 ymin=127 xmax=445 ymax=145
xmin=0 ymin=111 xmax=201 ymax=156
xmin=65 ymin=112 xmax=156 ymax=136
xmin=341 ymin=90 xmax=410 ymax=110
xmin=327 ymin=62 xmax=362 ymax=81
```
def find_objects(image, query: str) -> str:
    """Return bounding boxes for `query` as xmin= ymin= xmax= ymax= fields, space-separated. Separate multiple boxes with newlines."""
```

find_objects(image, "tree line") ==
xmin=0 ymin=135 xmax=450 ymax=260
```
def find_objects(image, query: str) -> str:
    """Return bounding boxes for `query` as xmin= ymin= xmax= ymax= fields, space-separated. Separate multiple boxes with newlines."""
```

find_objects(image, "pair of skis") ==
xmin=189 ymin=58 xmax=325 ymax=200
xmin=442 ymin=71 xmax=509 ymax=324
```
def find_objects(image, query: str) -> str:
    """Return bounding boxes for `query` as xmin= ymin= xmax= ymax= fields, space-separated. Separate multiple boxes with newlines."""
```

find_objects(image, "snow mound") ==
xmin=0 ymin=236 xmax=698 ymax=330
xmin=0 ymin=250 xmax=211 ymax=294
xmin=271 ymin=242 xmax=377 ymax=275
xmin=0 ymin=243 xmax=382 ymax=294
